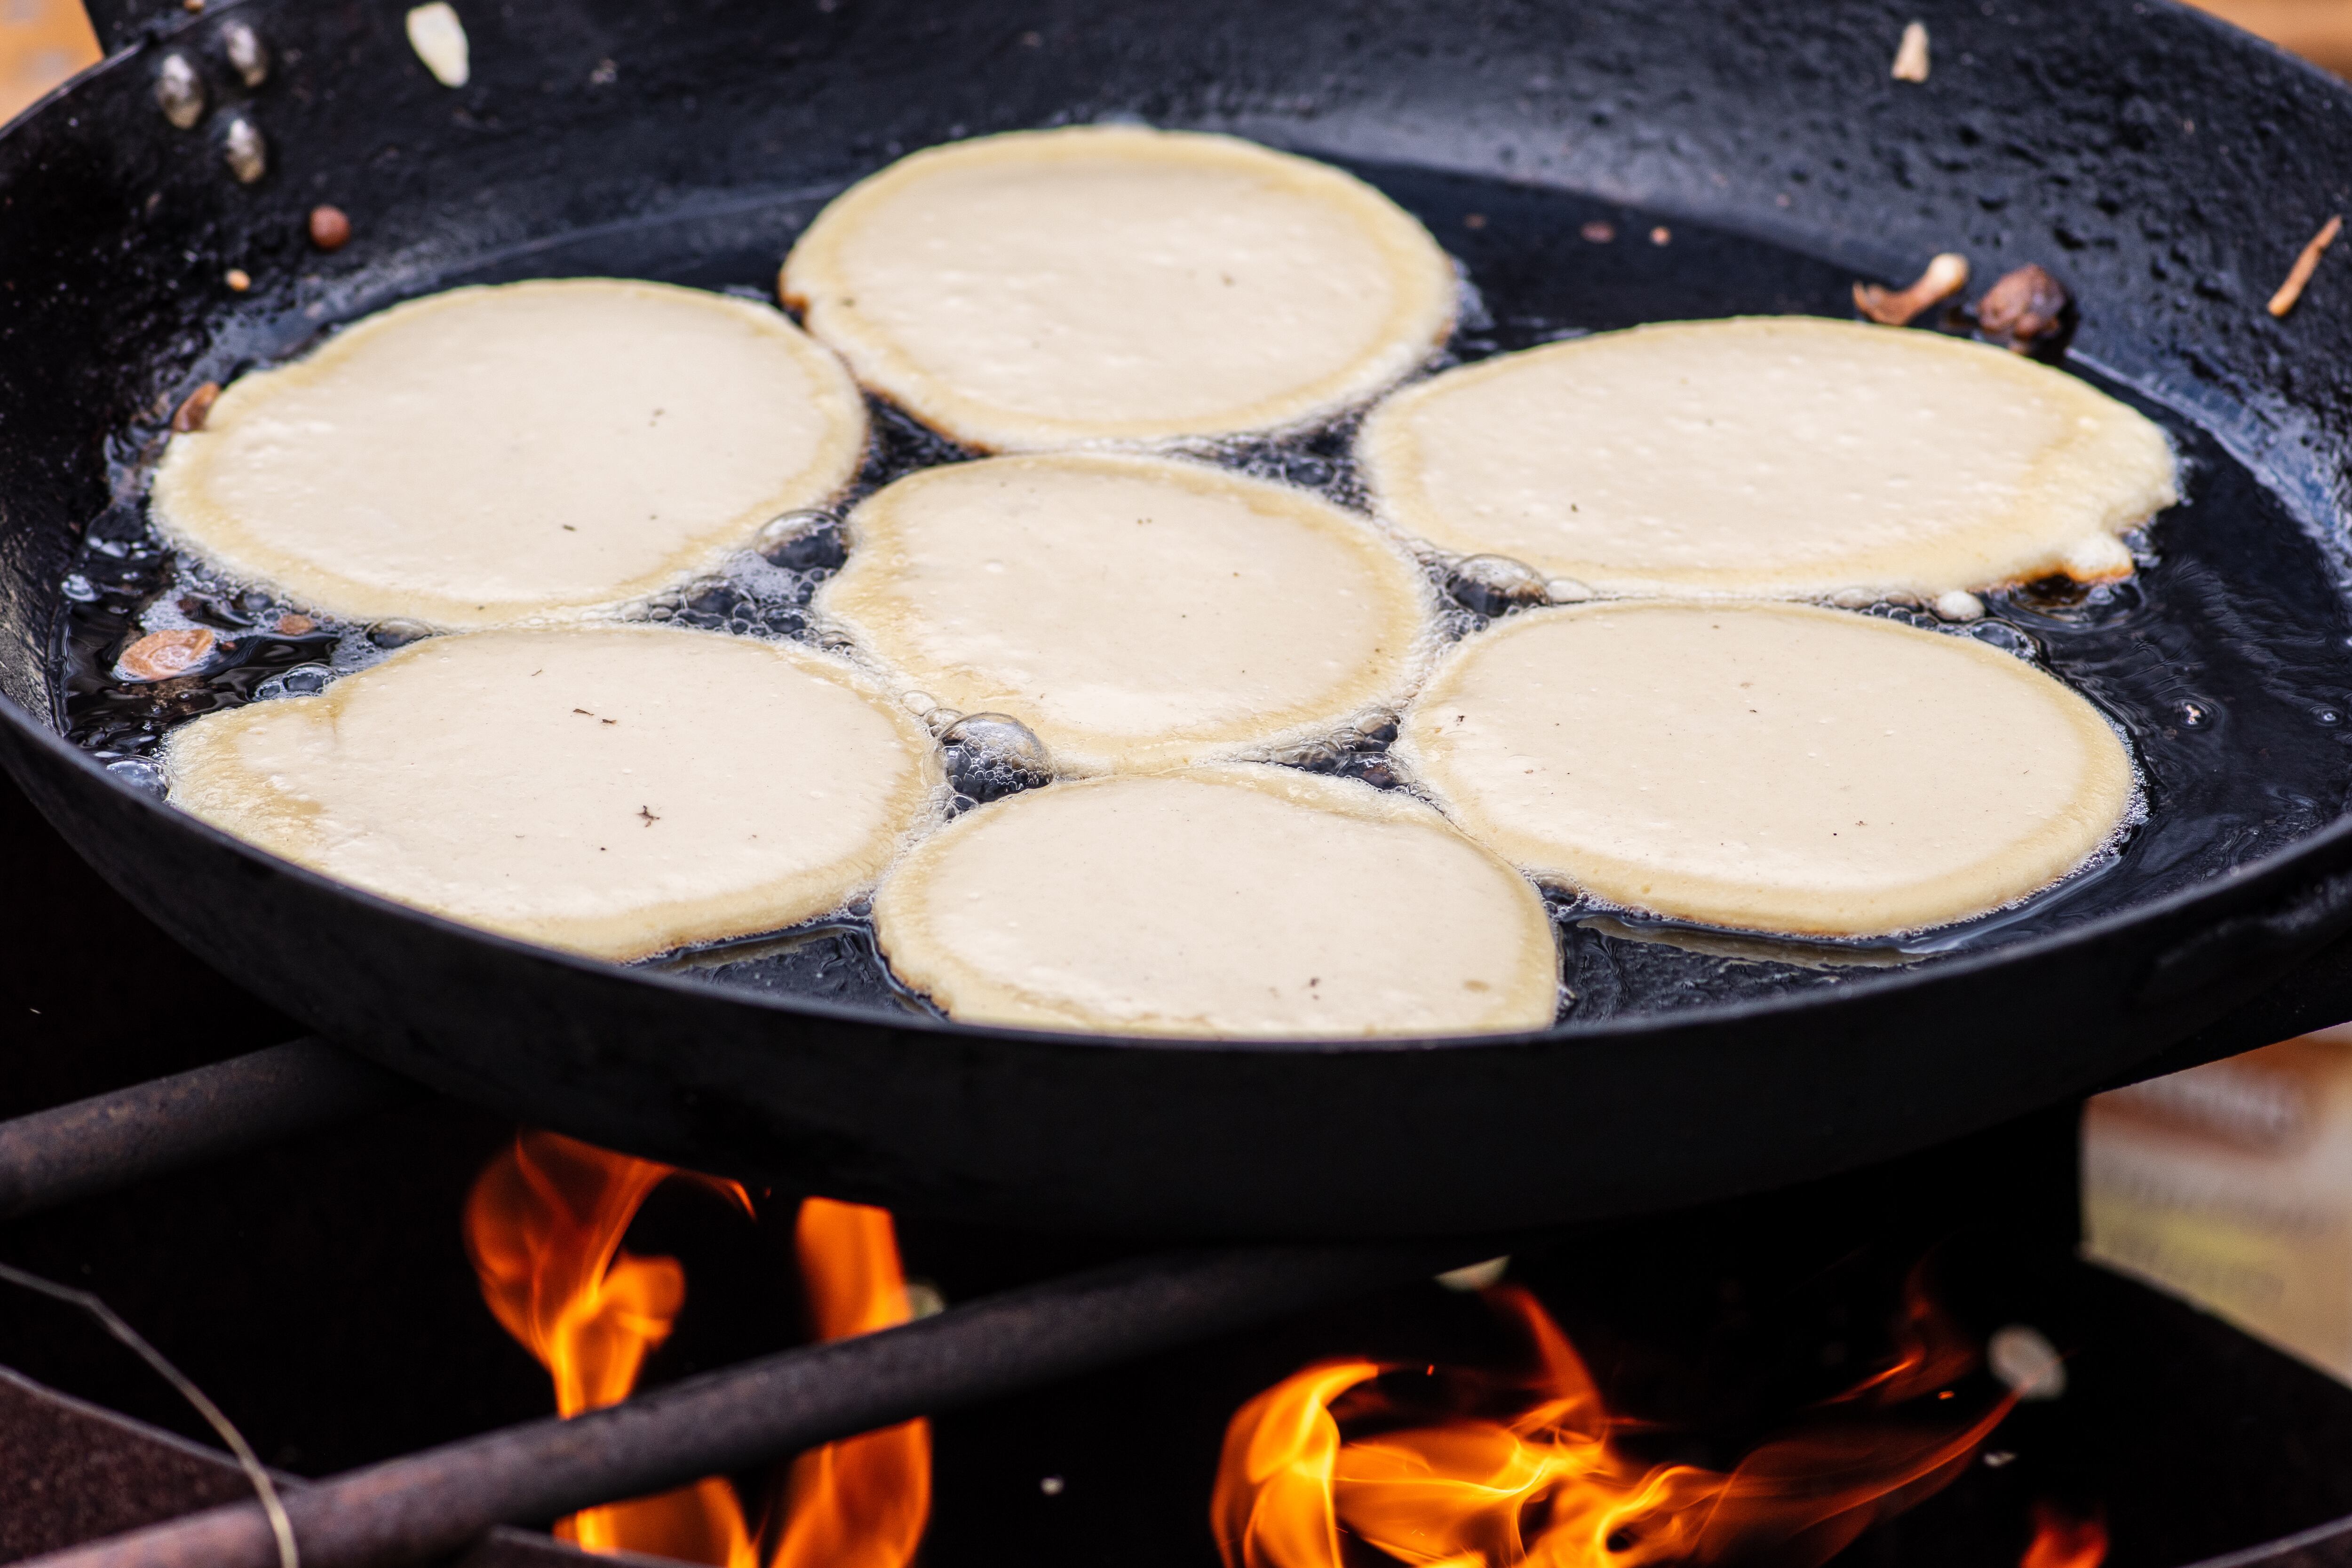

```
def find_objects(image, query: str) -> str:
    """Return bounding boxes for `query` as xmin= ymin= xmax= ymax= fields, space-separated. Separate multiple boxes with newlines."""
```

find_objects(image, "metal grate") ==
xmin=0 ymin=1045 xmax=1449 ymax=1568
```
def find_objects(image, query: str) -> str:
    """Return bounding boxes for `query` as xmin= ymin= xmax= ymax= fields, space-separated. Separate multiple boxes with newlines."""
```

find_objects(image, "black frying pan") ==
xmin=6 ymin=0 xmax=2352 ymax=1239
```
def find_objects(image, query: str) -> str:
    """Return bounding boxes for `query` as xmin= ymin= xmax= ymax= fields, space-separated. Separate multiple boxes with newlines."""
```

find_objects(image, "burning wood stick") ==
xmin=2268 ymin=213 xmax=2342 ymax=318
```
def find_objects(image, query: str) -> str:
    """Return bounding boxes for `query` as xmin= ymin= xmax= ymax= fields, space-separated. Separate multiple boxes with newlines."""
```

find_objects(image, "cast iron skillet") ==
xmin=6 ymin=0 xmax=2352 ymax=1238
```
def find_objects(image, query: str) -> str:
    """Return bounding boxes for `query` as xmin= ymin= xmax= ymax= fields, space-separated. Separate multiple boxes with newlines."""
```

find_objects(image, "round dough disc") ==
xmin=1359 ymin=316 xmax=2178 ymax=599
xmin=872 ymin=766 xmax=1559 ymax=1037
xmin=1394 ymin=601 xmax=2134 ymax=937
xmin=151 ymin=279 xmax=868 ymax=629
xmin=818 ymin=453 xmax=1433 ymax=773
xmin=162 ymin=626 xmax=937 ymax=961
xmin=779 ymin=126 xmax=1457 ymax=450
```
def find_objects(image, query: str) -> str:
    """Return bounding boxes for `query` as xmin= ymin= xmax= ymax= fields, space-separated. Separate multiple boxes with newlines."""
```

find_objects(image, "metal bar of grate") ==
xmin=26 ymin=1242 xmax=1454 ymax=1568
xmin=0 ymin=1040 xmax=416 ymax=1223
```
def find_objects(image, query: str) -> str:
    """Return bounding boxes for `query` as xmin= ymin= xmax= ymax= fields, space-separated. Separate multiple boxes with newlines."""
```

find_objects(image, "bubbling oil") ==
xmin=51 ymin=160 xmax=2352 ymax=1031
xmin=936 ymin=713 xmax=1052 ymax=807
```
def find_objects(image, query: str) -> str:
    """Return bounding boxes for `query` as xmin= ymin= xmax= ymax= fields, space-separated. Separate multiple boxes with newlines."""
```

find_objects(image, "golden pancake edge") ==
xmin=817 ymin=451 xmax=1436 ymax=773
xmin=1393 ymin=600 xmax=2135 ymax=937
xmin=1360 ymin=315 xmax=2178 ymax=600
xmin=151 ymin=279 xmax=868 ymax=630
xmin=163 ymin=625 xmax=939 ymax=961
xmin=872 ymin=765 xmax=1560 ymax=1037
xmin=781 ymin=125 xmax=1457 ymax=450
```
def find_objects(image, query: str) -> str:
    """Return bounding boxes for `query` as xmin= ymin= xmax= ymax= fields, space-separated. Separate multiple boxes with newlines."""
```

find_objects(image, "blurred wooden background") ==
xmin=2192 ymin=0 xmax=2352 ymax=74
xmin=1 ymin=0 xmax=96 ymax=122
xmin=0 ymin=0 xmax=2350 ymax=132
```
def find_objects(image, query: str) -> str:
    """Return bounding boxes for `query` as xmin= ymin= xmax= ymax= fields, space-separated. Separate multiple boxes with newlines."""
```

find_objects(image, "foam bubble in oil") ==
xmin=1444 ymin=553 xmax=1551 ymax=617
xmin=938 ymin=712 xmax=1052 ymax=805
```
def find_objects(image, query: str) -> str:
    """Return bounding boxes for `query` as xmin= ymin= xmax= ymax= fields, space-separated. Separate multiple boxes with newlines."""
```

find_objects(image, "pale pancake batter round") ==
xmin=163 ymin=626 xmax=937 ymax=961
xmin=1394 ymin=601 xmax=2134 ymax=937
xmin=1360 ymin=315 xmax=2179 ymax=599
xmin=872 ymin=766 xmax=1559 ymax=1037
xmin=779 ymin=126 xmax=1457 ymax=450
xmin=151 ymin=279 xmax=867 ymax=629
xmin=817 ymin=453 xmax=1433 ymax=773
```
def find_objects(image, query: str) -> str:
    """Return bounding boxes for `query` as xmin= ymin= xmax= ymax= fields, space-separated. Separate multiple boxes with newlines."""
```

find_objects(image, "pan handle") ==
xmin=2136 ymin=867 xmax=2352 ymax=1010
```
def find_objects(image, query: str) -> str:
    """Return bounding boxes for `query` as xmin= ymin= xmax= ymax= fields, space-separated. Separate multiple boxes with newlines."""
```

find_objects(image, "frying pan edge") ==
xmin=4 ymin=0 xmax=2352 ymax=1234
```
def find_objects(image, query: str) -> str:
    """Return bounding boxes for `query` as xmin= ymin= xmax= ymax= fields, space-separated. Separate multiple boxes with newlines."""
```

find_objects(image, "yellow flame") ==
xmin=463 ymin=1133 xmax=927 ymax=1568
xmin=1215 ymin=1282 xmax=2012 ymax=1568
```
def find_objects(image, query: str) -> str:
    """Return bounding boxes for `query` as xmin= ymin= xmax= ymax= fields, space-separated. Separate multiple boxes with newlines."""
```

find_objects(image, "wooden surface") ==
xmin=2188 ymin=0 xmax=2352 ymax=76
xmin=0 ymin=0 xmax=98 ymax=125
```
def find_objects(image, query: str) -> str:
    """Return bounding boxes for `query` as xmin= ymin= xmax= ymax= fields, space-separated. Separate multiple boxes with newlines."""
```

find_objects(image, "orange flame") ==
xmin=462 ymin=1131 xmax=929 ymax=1568
xmin=2020 ymin=1502 xmax=2107 ymax=1568
xmin=1214 ymin=1279 xmax=2012 ymax=1568
xmin=773 ymin=1200 xmax=932 ymax=1568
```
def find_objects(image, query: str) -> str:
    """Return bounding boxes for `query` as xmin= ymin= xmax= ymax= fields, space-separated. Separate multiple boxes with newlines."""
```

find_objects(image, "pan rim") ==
xmin=8 ymin=0 xmax=2352 ymax=1061
xmin=10 ymin=689 xmax=2350 ymax=1054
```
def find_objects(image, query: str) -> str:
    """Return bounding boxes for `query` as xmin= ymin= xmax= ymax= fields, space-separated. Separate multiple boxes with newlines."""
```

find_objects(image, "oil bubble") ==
xmin=1543 ymin=577 xmax=1595 ymax=604
xmin=683 ymin=581 xmax=744 ymax=620
xmin=103 ymin=756 xmax=168 ymax=798
xmin=2317 ymin=708 xmax=2343 ymax=726
xmin=1446 ymin=554 xmax=1549 ymax=617
xmin=1355 ymin=713 xmax=1400 ymax=745
xmin=1932 ymin=589 xmax=1986 ymax=622
xmin=254 ymin=663 xmax=333 ymax=701
xmin=368 ymin=618 xmax=436 ymax=649
xmin=1280 ymin=741 xmax=1345 ymax=773
xmin=2176 ymin=700 xmax=2212 ymax=729
xmin=755 ymin=509 xmax=847 ymax=571
xmin=1967 ymin=622 xmax=2040 ymax=661
xmin=940 ymin=712 xmax=1051 ymax=803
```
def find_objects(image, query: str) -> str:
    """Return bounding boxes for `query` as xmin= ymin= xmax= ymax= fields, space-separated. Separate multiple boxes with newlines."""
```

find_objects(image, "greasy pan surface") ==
xmin=6 ymin=0 xmax=2352 ymax=1236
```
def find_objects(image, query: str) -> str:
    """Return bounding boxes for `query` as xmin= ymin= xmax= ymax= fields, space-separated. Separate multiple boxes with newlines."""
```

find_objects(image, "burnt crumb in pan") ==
xmin=1972 ymin=263 xmax=2076 ymax=356
xmin=52 ymin=160 xmax=2352 ymax=1030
